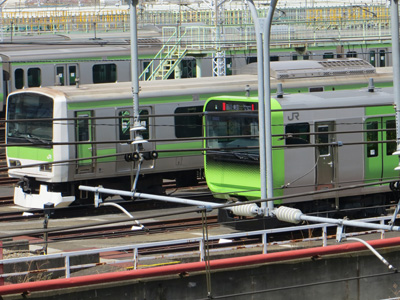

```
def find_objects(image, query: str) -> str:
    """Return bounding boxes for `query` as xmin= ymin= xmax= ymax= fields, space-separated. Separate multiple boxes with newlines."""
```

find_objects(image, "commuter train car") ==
xmin=203 ymin=86 xmax=400 ymax=217
xmin=0 ymin=45 xmax=132 ymax=112
xmin=0 ymin=37 xmax=162 ymax=112
xmin=5 ymin=75 xmax=262 ymax=209
xmin=5 ymin=60 xmax=395 ymax=209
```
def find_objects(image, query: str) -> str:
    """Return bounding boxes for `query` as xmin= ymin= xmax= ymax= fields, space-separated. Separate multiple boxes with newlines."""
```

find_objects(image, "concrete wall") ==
xmin=2 ymin=246 xmax=400 ymax=300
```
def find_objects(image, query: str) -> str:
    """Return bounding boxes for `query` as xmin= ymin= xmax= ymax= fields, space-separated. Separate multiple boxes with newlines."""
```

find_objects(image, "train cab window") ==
xmin=386 ymin=119 xmax=396 ymax=155
xmin=27 ymin=68 xmax=41 ymax=87
xmin=14 ymin=69 xmax=24 ymax=89
xmin=118 ymin=109 xmax=149 ymax=141
xmin=92 ymin=64 xmax=117 ymax=83
xmin=7 ymin=93 xmax=53 ymax=143
xmin=366 ymin=121 xmax=378 ymax=157
xmin=285 ymin=123 xmax=310 ymax=145
xmin=174 ymin=106 xmax=202 ymax=138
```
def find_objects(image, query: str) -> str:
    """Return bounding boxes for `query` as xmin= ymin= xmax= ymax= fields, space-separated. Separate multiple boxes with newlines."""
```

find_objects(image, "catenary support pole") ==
xmin=263 ymin=0 xmax=278 ymax=216
xmin=247 ymin=0 xmax=278 ymax=216
xmin=130 ymin=0 xmax=140 ymax=129
xmin=391 ymin=0 xmax=400 ymax=167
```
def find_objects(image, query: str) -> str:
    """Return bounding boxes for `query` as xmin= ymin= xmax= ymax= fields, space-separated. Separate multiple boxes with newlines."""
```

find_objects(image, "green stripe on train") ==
xmin=156 ymin=141 xmax=202 ymax=157
xmin=97 ymin=149 xmax=117 ymax=163
xmin=7 ymin=147 xmax=53 ymax=161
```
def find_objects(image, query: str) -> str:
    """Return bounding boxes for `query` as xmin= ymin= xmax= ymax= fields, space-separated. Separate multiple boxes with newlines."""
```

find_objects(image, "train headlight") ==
xmin=40 ymin=164 xmax=52 ymax=172
xmin=9 ymin=160 xmax=21 ymax=167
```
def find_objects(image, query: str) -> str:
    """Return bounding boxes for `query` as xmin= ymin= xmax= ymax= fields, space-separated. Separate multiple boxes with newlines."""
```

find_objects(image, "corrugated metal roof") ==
xmin=270 ymin=58 xmax=376 ymax=79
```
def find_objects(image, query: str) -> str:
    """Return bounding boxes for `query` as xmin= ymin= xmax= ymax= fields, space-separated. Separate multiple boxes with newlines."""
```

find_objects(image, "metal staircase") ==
xmin=139 ymin=31 xmax=188 ymax=81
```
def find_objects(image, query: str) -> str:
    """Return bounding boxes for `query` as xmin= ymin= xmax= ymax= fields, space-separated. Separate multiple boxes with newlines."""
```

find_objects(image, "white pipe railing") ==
xmin=0 ymin=215 xmax=394 ymax=281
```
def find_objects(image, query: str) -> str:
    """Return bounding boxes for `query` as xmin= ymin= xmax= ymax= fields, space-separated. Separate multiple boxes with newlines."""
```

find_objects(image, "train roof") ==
xmin=0 ymin=45 xmax=134 ymax=61
xmin=240 ymin=58 xmax=377 ymax=79
xmin=6 ymin=67 xmax=395 ymax=104
xmin=8 ymin=75 xmax=260 ymax=102
xmin=277 ymin=86 xmax=394 ymax=110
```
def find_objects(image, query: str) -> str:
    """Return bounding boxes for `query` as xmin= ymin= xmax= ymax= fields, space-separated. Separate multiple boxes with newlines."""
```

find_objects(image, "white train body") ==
xmin=6 ymin=76 xmax=259 ymax=208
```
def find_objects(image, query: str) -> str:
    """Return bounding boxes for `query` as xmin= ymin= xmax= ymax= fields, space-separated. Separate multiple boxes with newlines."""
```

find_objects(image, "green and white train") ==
xmin=5 ymin=75 xmax=261 ymax=209
xmin=4 ymin=59 xmax=396 ymax=209
xmin=0 ymin=37 xmax=164 ymax=112
xmin=204 ymin=86 xmax=400 ymax=217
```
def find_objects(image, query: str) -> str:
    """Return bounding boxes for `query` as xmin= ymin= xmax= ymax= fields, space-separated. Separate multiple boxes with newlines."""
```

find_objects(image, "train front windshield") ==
xmin=205 ymin=100 xmax=259 ymax=155
xmin=7 ymin=93 xmax=53 ymax=145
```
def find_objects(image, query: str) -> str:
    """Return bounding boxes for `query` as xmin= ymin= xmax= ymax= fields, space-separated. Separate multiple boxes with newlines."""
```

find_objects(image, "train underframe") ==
xmin=15 ymin=169 xmax=201 ymax=208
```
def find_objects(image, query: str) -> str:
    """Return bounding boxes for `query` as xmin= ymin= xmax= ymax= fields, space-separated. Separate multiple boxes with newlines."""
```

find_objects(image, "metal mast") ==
xmin=204 ymin=0 xmax=227 ymax=76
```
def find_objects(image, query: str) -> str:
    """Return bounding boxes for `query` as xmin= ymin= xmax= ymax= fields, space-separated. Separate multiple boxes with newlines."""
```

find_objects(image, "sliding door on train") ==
xmin=55 ymin=64 xmax=78 ymax=86
xmin=116 ymin=108 xmax=153 ymax=173
xmin=364 ymin=117 xmax=397 ymax=182
xmin=75 ymin=110 xmax=94 ymax=174
xmin=315 ymin=121 xmax=336 ymax=190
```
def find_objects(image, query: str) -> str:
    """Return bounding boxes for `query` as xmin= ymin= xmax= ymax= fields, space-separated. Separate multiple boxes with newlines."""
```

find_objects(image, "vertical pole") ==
xmin=391 ymin=0 xmax=400 ymax=161
xmin=0 ymin=241 xmax=3 ymax=286
xmin=263 ymin=0 xmax=278 ymax=216
xmin=247 ymin=1 xmax=266 ymax=213
xmin=247 ymin=0 xmax=278 ymax=216
xmin=130 ymin=0 xmax=140 ymax=129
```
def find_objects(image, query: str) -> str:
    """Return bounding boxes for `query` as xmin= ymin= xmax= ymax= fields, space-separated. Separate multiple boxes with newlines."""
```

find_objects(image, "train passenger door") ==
xmin=55 ymin=64 xmax=78 ymax=86
xmin=365 ymin=117 xmax=397 ymax=182
xmin=76 ymin=111 xmax=94 ymax=174
xmin=116 ymin=108 xmax=153 ymax=173
xmin=379 ymin=50 xmax=386 ymax=67
xmin=315 ymin=121 xmax=335 ymax=190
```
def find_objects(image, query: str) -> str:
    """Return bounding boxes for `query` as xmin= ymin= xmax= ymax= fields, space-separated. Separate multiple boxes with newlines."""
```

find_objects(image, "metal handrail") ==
xmin=0 ymin=214 xmax=391 ymax=281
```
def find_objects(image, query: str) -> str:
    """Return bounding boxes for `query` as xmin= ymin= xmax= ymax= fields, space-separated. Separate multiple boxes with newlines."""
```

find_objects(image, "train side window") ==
xmin=119 ymin=110 xmax=131 ymax=141
xmin=139 ymin=110 xmax=149 ymax=140
xmin=246 ymin=57 xmax=257 ymax=64
xmin=369 ymin=50 xmax=376 ymax=67
xmin=118 ymin=109 xmax=149 ymax=141
xmin=346 ymin=51 xmax=357 ymax=58
xmin=77 ymin=118 xmax=89 ymax=141
xmin=366 ymin=121 xmax=378 ymax=157
xmin=27 ymin=68 xmax=41 ymax=87
xmin=379 ymin=50 xmax=386 ymax=67
xmin=323 ymin=52 xmax=334 ymax=59
xmin=14 ymin=69 xmax=24 ymax=89
xmin=92 ymin=64 xmax=117 ymax=83
xmin=56 ymin=66 xmax=65 ymax=85
xmin=69 ymin=65 xmax=77 ymax=85
xmin=174 ymin=106 xmax=202 ymax=138
xmin=285 ymin=123 xmax=310 ymax=145
xmin=386 ymin=119 xmax=396 ymax=155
